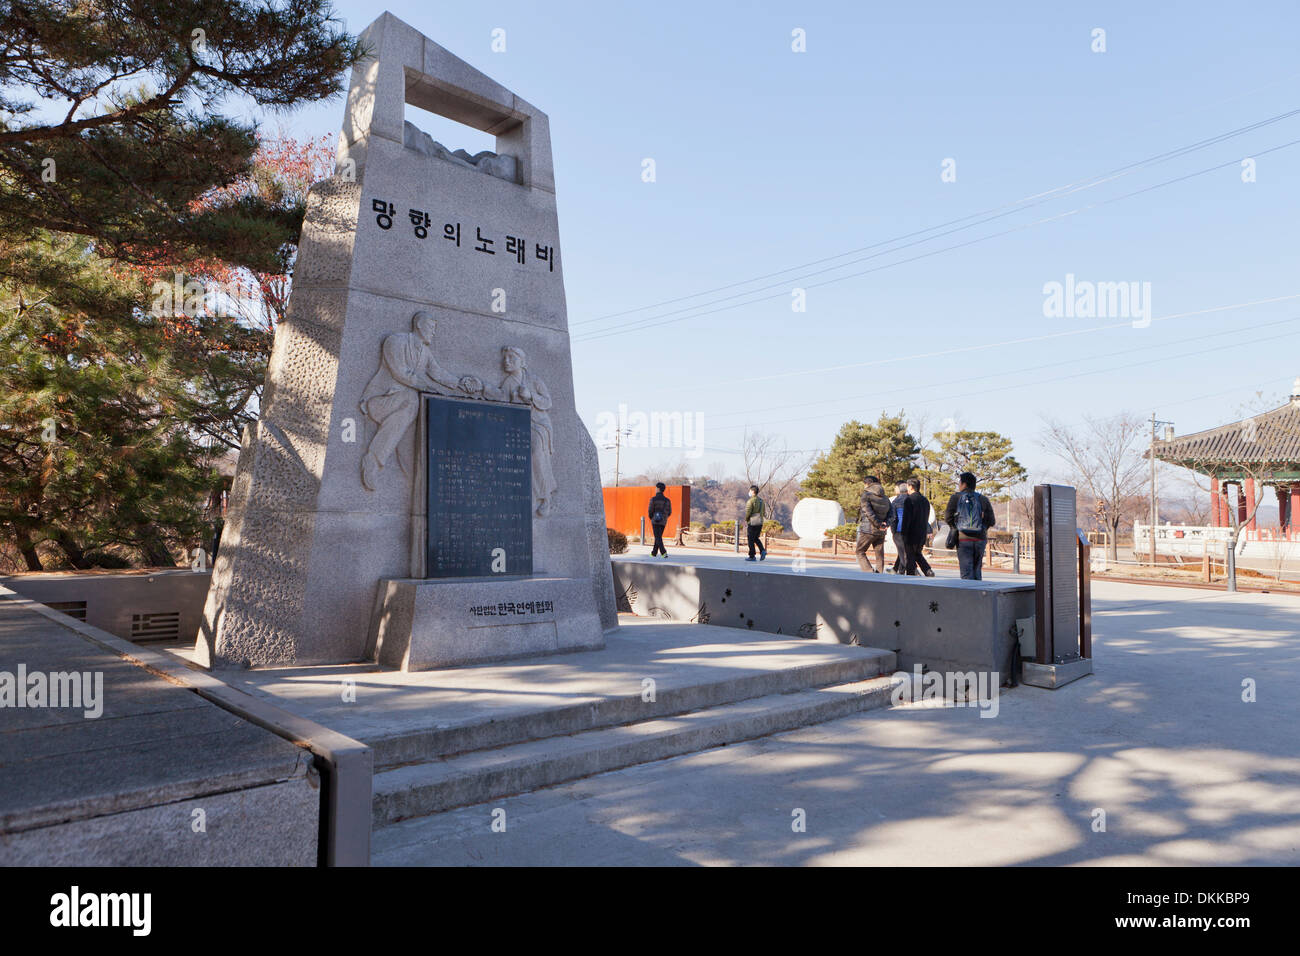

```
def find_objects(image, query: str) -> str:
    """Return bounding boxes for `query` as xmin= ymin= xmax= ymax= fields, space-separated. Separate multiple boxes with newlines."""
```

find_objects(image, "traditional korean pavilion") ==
xmin=1151 ymin=379 xmax=1300 ymax=538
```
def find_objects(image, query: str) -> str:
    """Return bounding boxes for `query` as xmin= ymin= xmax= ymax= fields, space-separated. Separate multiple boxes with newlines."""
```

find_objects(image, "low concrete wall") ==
xmin=0 ymin=586 xmax=371 ymax=866
xmin=0 ymin=570 xmax=211 ymax=645
xmin=613 ymin=558 xmax=1035 ymax=679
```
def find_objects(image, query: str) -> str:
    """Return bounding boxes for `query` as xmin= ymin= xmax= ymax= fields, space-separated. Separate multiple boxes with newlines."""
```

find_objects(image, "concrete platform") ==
xmin=613 ymin=552 xmax=1034 ymax=679
xmin=0 ymin=591 xmax=320 ymax=865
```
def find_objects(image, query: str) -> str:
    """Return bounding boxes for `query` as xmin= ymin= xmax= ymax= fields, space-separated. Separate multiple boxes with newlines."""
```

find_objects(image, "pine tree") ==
xmin=800 ymin=413 xmax=920 ymax=518
xmin=0 ymin=234 xmax=216 ymax=569
xmin=917 ymin=429 xmax=1028 ymax=508
xmin=0 ymin=0 xmax=363 ymax=275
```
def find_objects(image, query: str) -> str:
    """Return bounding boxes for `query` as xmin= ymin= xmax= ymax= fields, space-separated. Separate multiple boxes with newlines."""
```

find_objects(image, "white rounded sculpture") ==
xmin=791 ymin=497 xmax=846 ymax=547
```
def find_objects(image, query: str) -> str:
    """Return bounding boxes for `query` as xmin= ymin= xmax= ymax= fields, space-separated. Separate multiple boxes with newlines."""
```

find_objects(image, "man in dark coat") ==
xmin=901 ymin=478 xmax=936 ymax=576
xmin=855 ymin=476 xmax=893 ymax=573
xmin=889 ymin=481 xmax=908 ymax=573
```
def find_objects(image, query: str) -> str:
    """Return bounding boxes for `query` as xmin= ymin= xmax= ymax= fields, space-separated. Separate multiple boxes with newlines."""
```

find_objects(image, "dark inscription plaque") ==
xmin=425 ymin=394 xmax=533 ymax=578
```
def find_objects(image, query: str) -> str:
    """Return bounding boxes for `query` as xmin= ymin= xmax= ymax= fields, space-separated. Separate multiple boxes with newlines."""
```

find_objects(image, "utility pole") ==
xmin=603 ymin=427 xmax=633 ymax=488
xmin=1149 ymin=413 xmax=1174 ymax=568
xmin=601 ymin=426 xmax=634 ymax=539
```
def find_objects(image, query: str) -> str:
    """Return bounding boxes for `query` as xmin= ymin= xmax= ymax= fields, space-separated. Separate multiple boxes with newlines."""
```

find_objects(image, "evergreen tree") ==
xmin=918 ymin=429 xmax=1028 ymax=508
xmin=800 ymin=413 xmax=920 ymax=518
xmin=0 ymin=234 xmax=216 ymax=569
xmin=0 ymin=0 xmax=362 ymax=275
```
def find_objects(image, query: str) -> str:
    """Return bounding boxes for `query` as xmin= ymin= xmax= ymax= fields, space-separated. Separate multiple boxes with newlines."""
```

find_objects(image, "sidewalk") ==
xmin=372 ymin=579 xmax=1300 ymax=865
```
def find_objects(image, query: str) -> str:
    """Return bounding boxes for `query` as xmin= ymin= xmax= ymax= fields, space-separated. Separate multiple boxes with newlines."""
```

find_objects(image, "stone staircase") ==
xmin=367 ymin=635 xmax=900 ymax=828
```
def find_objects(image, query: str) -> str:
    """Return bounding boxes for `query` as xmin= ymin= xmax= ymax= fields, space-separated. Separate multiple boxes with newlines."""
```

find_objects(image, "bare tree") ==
xmin=1007 ymin=479 xmax=1037 ymax=531
xmin=1040 ymin=412 xmax=1148 ymax=561
xmin=742 ymin=430 xmax=815 ymax=529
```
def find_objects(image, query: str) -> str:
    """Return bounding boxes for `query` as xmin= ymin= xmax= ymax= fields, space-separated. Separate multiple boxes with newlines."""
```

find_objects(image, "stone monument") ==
xmin=791 ymin=498 xmax=846 ymax=548
xmin=197 ymin=12 xmax=617 ymax=669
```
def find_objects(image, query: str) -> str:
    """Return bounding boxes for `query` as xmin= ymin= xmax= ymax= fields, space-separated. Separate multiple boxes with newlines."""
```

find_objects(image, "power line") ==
xmin=573 ymin=135 xmax=1300 ymax=344
xmin=696 ymin=297 xmax=1300 ymax=405
xmin=706 ymin=323 xmax=1300 ymax=432
xmin=571 ymin=107 xmax=1300 ymax=332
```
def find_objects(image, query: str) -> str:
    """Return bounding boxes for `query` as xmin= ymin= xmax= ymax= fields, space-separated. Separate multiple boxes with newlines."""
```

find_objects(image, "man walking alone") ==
xmin=855 ymin=476 xmax=893 ymax=573
xmin=744 ymin=485 xmax=767 ymax=561
xmin=648 ymin=482 xmax=672 ymax=557
xmin=944 ymin=471 xmax=997 ymax=580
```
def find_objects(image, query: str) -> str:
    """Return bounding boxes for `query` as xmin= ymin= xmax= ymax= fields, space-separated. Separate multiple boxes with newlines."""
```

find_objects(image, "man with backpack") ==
xmin=944 ymin=471 xmax=997 ymax=580
xmin=744 ymin=484 xmax=767 ymax=561
xmin=648 ymin=482 xmax=672 ymax=557
xmin=855 ymin=476 xmax=893 ymax=573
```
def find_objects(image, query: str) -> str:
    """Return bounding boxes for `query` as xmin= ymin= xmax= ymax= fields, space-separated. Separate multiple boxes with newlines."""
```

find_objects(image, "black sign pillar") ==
xmin=1026 ymin=483 xmax=1093 ymax=688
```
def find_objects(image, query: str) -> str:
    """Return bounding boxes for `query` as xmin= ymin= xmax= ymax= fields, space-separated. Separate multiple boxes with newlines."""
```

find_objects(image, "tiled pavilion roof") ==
xmin=1151 ymin=398 xmax=1300 ymax=480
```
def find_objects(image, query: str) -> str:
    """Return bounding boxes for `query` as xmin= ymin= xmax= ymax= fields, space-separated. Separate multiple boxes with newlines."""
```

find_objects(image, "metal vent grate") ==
xmin=47 ymin=601 xmax=88 ymax=622
xmin=130 ymin=611 xmax=181 ymax=643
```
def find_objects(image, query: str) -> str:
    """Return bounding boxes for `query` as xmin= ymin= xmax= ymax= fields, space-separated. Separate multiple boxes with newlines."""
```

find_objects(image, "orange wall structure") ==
xmin=603 ymin=485 xmax=690 ymax=537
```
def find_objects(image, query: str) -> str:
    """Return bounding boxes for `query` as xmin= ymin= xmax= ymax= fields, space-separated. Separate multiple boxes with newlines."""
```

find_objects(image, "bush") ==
xmin=826 ymin=523 xmax=859 ymax=541
xmin=689 ymin=521 xmax=704 ymax=530
xmin=761 ymin=519 xmax=783 ymax=535
xmin=607 ymin=528 xmax=627 ymax=554
xmin=709 ymin=520 xmax=736 ymax=534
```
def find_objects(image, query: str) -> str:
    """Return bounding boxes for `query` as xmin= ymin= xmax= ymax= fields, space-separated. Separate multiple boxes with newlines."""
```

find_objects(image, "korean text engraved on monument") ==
xmin=425 ymin=395 xmax=533 ymax=577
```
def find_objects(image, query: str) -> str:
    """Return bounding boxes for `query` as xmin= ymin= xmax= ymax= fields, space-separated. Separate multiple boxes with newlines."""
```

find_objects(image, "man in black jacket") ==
xmin=889 ymin=481 xmax=908 ymax=573
xmin=901 ymin=478 xmax=936 ymax=576
xmin=855 ymin=476 xmax=893 ymax=573
xmin=648 ymin=482 xmax=672 ymax=557
xmin=943 ymin=471 xmax=997 ymax=579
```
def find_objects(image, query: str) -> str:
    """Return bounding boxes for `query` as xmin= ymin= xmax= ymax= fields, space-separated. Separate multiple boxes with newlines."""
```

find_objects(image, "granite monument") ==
xmin=197 ymin=12 xmax=617 ymax=670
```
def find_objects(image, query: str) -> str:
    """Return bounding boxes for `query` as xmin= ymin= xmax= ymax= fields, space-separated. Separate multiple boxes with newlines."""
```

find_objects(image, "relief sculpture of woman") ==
xmin=476 ymin=346 xmax=558 ymax=517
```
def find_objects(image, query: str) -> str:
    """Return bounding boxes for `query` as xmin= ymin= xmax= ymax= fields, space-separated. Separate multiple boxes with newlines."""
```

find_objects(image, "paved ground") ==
xmin=374 ymin=579 xmax=1300 ymax=865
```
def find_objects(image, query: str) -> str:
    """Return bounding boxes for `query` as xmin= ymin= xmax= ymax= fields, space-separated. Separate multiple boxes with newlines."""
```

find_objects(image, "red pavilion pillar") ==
xmin=1244 ymin=478 xmax=1257 ymax=533
xmin=1236 ymin=484 xmax=1248 ymax=526
xmin=1211 ymin=478 xmax=1224 ymax=527
xmin=1291 ymin=483 xmax=1300 ymax=539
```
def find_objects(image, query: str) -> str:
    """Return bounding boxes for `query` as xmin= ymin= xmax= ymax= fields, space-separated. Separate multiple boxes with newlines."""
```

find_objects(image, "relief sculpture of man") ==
xmin=359 ymin=311 xmax=481 ymax=490
xmin=473 ymin=346 xmax=558 ymax=517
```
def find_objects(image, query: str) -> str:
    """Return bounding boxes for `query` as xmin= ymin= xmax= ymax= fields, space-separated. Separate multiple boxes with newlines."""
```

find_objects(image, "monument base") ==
xmin=1021 ymin=657 xmax=1093 ymax=689
xmin=368 ymin=576 xmax=606 ymax=670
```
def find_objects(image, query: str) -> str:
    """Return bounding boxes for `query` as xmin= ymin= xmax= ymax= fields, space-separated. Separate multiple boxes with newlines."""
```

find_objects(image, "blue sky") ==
xmin=272 ymin=1 xmax=1300 ymax=488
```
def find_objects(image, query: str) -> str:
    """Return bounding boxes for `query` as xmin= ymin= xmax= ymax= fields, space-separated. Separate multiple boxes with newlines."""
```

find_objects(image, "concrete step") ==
xmin=369 ymin=647 xmax=894 ymax=769
xmin=372 ymin=674 xmax=901 ymax=825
